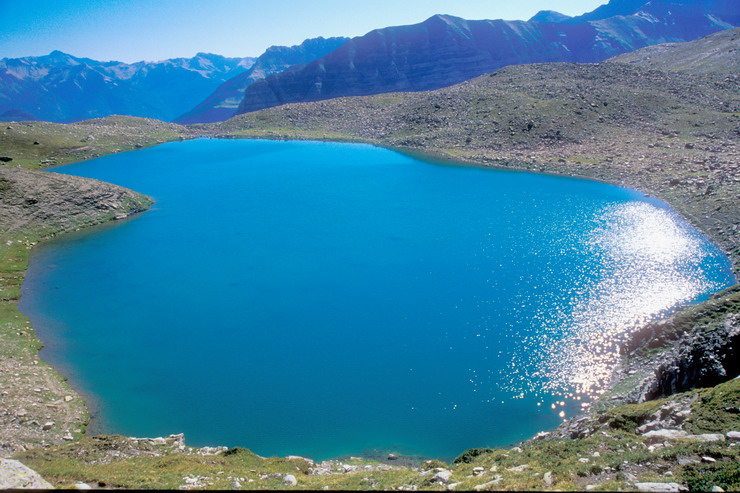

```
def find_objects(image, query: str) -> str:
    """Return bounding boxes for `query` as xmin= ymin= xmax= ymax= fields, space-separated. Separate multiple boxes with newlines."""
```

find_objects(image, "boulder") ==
xmin=635 ymin=482 xmax=688 ymax=492
xmin=431 ymin=469 xmax=453 ymax=484
xmin=0 ymin=459 xmax=54 ymax=489
xmin=642 ymin=429 xmax=688 ymax=443
xmin=690 ymin=434 xmax=725 ymax=442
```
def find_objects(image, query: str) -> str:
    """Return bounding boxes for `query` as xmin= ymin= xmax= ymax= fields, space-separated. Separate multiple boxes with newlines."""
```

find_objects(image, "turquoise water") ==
xmin=19 ymin=139 xmax=735 ymax=461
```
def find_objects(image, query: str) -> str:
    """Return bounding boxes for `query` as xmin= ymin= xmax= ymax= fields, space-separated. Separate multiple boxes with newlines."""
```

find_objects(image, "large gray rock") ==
xmin=635 ymin=482 xmax=688 ymax=492
xmin=431 ymin=469 xmax=453 ymax=484
xmin=0 ymin=459 xmax=54 ymax=489
xmin=642 ymin=429 xmax=688 ymax=443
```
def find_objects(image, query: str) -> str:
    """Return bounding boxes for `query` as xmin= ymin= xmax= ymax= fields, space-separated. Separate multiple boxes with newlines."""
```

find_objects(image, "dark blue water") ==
xmin=19 ymin=139 xmax=735 ymax=460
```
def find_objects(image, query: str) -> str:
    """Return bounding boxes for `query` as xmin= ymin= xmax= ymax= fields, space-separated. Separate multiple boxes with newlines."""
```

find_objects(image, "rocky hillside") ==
xmin=0 ymin=52 xmax=255 ymax=123
xmin=175 ymin=37 xmax=349 ymax=124
xmin=609 ymin=27 xmax=740 ymax=73
xmin=235 ymin=0 xmax=737 ymax=114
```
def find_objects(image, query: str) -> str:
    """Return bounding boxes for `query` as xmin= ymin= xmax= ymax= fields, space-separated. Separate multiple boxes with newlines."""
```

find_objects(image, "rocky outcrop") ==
xmin=175 ymin=37 xmax=349 ymax=124
xmin=633 ymin=314 xmax=739 ymax=402
xmin=236 ymin=1 xmax=736 ymax=114
xmin=0 ymin=167 xmax=152 ymax=237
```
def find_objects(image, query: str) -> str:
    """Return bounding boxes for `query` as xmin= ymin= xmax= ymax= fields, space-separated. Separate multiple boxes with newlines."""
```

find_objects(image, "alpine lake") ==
xmin=19 ymin=139 xmax=736 ymax=461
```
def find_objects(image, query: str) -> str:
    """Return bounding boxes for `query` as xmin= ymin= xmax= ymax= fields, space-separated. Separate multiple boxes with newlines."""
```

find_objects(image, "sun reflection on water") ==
xmin=509 ymin=201 xmax=728 ymax=406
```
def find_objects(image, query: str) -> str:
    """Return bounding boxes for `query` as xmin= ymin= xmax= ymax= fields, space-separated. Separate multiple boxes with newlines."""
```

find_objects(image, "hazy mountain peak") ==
xmin=529 ymin=10 xmax=572 ymax=23
xmin=174 ymin=36 xmax=349 ymax=124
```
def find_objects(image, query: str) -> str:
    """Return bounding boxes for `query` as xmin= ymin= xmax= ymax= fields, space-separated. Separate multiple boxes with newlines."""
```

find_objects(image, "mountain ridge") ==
xmin=235 ymin=0 xmax=737 ymax=115
xmin=175 ymin=37 xmax=349 ymax=124
xmin=0 ymin=52 xmax=256 ymax=123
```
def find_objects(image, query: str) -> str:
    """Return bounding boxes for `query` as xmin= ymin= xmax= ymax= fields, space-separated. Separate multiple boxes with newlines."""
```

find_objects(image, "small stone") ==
xmin=711 ymin=486 xmax=725 ymax=492
xmin=64 ymin=395 xmax=74 ymax=402
xmin=42 ymin=422 xmax=54 ymax=431
xmin=472 ymin=467 xmax=485 ymax=476
xmin=701 ymin=456 xmax=717 ymax=463
xmin=586 ymin=486 xmax=597 ymax=491
xmin=473 ymin=476 xmax=502 ymax=491
xmin=725 ymin=431 xmax=740 ymax=441
xmin=431 ymin=469 xmax=453 ymax=484
xmin=447 ymin=482 xmax=461 ymax=491
xmin=231 ymin=480 xmax=241 ymax=488
xmin=74 ymin=483 xmax=92 ymax=490
xmin=388 ymin=453 xmax=399 ymax=460
xmin=63 ymin=433 xmax=74 ymax=441
xmin=283 ymin=474 xmax=297 ymax=486
xmin=543 ymin=471 xmax=553 ymax=486
xmin=578 ymin=457 xmax=590 ymax=463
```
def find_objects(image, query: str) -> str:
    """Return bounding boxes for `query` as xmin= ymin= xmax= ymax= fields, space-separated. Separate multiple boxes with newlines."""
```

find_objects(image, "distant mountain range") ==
xmin=235 ymin=0 xmax=737 ymax=115
xmin=175 ymin=37 xmax=349 ymax=124
xmin=1 ymin=0 xmax=737 ymax=124
xmin=0 ymin=52 xmax=255 ymax=122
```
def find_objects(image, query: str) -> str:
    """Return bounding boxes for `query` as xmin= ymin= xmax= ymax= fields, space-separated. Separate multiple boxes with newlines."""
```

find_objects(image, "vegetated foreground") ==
xmin=0 ymin=43 xmax=738 ymax=490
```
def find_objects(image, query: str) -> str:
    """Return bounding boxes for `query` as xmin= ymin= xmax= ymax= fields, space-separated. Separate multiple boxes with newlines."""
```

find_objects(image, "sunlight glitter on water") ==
xmin=537 ymin=201 xmax=721 ymax=399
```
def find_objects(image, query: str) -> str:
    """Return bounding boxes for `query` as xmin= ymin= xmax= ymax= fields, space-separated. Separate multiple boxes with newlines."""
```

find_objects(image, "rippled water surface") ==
xmin=20 ymin=139 xmax=735 ymax=460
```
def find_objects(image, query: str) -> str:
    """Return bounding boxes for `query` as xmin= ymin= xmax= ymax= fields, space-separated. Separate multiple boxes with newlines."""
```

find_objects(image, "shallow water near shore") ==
xmin=20 ymin=139 xmax=735 ymax=460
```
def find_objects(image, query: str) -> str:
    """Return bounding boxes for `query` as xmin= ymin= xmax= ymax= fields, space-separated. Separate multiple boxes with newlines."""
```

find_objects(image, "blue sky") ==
xmin=1 ymin=0 xmax=606 ymax=63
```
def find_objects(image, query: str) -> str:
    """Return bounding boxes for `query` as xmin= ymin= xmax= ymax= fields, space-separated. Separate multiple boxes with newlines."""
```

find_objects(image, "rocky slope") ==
xmin=609 ymin=27 xmax=740 ymax=73
xmin=175 ymin=37 xmax=349 ymax=124
xmin=235 ymin=0 xmax=737 ymax=114
xmin=0 ymin=52 xmax=255 ymax=123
